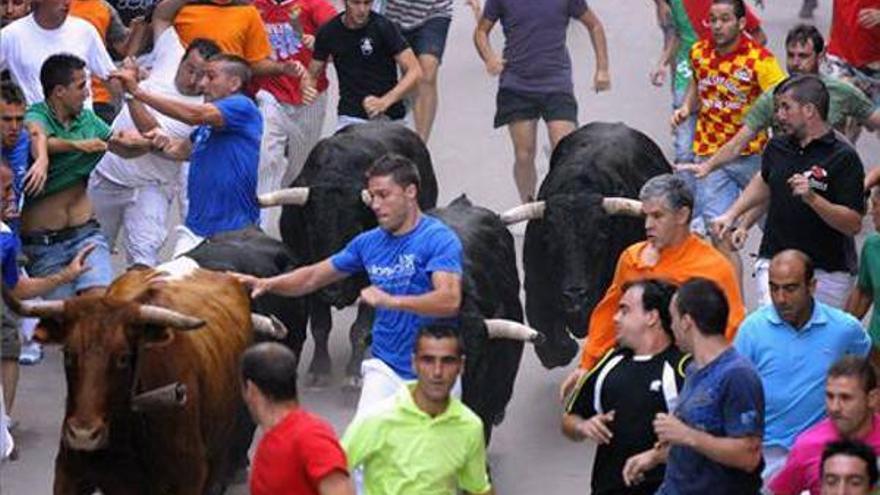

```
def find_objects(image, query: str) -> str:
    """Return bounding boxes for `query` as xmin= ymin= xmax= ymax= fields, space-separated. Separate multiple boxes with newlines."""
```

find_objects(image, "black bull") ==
xmin=279 ymin=122 xmax=438 ymax=383
xmin=431 ymin=195 xmax=529 ymax=442
xmin=522 ymin=122 xmax=672 ymax=369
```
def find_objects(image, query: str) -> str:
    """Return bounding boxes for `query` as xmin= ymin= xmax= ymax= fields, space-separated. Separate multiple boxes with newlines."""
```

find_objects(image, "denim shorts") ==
xmin=402 ymin=16 xmax=451 ymax=61
xmin=21 ymin=221 xmax=113 ymax=300
xmin=494 ymin=88 xmax=578 ymax=128
xmin=690 ymin=154 xmax=761 ymax=235
xmin=672 ymin=86 xmax=696 ymax=163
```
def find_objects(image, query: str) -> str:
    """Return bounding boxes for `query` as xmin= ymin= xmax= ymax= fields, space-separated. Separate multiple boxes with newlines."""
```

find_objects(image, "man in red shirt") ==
xmin=241 ymin=342 xmax=355 ymax=495
xmin=252 ymin=0 xmax=337 ymax=233
xmin=823 ymin=0 xmax=880 ymax=109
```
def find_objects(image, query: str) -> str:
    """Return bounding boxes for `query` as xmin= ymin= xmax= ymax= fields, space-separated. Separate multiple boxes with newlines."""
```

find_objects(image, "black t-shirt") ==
xmin=313 ymin=12 xmax=409 ymax=120
xmin=759 ymin=130 xmax=865 ymax=272
xmin=567 ymin=346 xmax=690 ymax=495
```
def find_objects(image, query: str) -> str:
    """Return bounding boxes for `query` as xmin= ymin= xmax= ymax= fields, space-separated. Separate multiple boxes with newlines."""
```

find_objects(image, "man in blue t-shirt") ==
xmin=622 ymin=277 xmax=765 ymax=495
xmin=236 ymin=154 xmax=463 ymax=414
xmin=112 ymin=53 xmax=263 ymax=254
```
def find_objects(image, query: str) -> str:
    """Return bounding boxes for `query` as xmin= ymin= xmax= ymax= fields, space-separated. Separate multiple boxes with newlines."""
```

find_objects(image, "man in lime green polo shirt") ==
xmin=342 ymin=325 xmax=493 ymax=495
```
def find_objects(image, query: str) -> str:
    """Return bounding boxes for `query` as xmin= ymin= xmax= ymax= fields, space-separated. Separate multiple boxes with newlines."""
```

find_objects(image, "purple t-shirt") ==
xmin=482 ymin=0 xmax=587 ymax=94
xmin=768 ymin=415 xmax=880 ymax=495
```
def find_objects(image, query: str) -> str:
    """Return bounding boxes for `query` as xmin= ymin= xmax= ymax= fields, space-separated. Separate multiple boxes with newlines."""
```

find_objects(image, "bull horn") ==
xmin=484 ymin=319 xmax=545 ymax=345
xmin=13 ymin=299 xmax=66 ymax=319
xmin=361 ymin=189 xmax=372 ymax=206
xmin=136 ymin=305 xmax=205 ymax=330
xmin=251 ymin=313 xmax=288 ymax=339
xmin=131 ymin=382 xmax=187 ymax=413
xmin=602 ymin=197 xmax=644 ymax=216
xmin=499 ymin=201 xmax=546 ymax=225
xmin=257 ymin=187 xmax=310 ymax=207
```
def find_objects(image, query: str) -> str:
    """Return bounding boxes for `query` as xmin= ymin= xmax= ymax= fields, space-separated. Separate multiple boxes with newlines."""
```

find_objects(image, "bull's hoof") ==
xmin=305 ymin=372 xmax=332 ymax=389
xmin=343 ymin=375 xmax=363 ymax=390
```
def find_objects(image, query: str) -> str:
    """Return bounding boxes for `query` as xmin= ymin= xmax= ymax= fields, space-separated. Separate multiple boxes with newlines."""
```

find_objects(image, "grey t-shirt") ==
xmin=483 ymin=0 xmax=587 ymax=95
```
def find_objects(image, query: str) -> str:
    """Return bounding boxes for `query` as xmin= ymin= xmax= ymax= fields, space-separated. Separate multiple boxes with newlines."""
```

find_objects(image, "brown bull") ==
xmin=18 ymin=267 xmax=256 ymax=494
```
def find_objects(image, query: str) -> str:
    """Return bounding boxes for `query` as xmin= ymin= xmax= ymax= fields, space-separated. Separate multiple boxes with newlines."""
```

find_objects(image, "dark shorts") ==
xmin=493 ymin=88 xmax=578 ymax=128
xmin=401 ymin=16 xmax=451 ymax=61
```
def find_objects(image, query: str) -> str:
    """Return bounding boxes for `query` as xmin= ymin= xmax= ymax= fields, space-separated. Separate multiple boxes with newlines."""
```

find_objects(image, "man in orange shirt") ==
xmin=168 ymin=0 xmax=309 ymax=81
xmin=559 ymin=173 xmax=745 ymax=400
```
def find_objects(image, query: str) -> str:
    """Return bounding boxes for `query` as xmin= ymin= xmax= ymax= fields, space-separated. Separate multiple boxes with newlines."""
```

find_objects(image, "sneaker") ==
xmin=18 ymin=340 xmax=43 ymax=365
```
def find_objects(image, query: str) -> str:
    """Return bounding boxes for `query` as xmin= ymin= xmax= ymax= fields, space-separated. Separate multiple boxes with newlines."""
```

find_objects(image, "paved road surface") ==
xmin=3 ymin=0 xmax=880 ymax=493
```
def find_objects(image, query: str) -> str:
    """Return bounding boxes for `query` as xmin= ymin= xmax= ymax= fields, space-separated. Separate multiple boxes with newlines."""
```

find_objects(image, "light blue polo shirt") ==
xmin=734 ymin=300 xmax=871 ymax=450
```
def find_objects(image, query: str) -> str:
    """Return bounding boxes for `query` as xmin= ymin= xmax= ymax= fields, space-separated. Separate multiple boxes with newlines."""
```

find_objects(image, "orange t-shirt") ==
xmin=70 ymin=0 xmax=113 ymax=105
xmin=579 ymin=234 xmax=746 ymax=370
xmin=174 ymin=4 xmax=272 ymax=64
xmin=690 ymin=36 xmax=786 ymax=157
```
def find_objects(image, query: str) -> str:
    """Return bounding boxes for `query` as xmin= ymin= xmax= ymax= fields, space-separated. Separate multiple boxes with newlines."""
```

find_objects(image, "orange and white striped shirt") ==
xmin=690 ymin=36 xmax=785 ymax=156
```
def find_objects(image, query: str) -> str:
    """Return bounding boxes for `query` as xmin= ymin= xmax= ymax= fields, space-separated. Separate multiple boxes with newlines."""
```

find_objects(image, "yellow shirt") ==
xmin=690 ymin=36 xmax=786 ymax=156
xmin=579 ymin=234 xmax=745 ymax=370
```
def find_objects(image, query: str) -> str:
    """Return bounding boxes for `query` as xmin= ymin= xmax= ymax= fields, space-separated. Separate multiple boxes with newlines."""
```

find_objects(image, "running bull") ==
xmin=8 ymin=265 xmax=286 ymax=494
xmin=501 ymin=122 xmax=672 ymax=369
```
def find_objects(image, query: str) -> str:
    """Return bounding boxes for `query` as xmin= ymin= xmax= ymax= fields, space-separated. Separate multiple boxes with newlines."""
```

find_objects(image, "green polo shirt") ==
xmin=342 ymin=385 xmax=492 ymax=495
xmin=24 ymin=102 xmax=111 ymax=201
xmin=743 ymin=75 xmax=874 ymax=132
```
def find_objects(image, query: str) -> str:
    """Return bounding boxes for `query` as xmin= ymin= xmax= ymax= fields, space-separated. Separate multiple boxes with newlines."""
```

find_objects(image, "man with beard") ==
xmin=235 ymin=154 xmax=463 ymax=415
xmin=769 ymin=356 xmax=880 ymax=495
xmin=714 ymin=75 xmax=867 ymax=308
xmin=734 ymin=250 xmax=870 ymax=481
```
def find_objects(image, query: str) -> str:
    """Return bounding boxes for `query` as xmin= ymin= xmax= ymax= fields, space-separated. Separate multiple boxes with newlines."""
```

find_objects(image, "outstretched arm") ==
xmin=233 ymin=259 xmax=348 ymax=298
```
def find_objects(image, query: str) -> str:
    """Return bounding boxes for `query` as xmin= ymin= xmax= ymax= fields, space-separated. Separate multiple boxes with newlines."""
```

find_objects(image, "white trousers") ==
xmin=755 ymin=258 xmax=853 ymax=309
xmin=256 ymin=91 xmax=328 ymax=236
xmin=88 ymin=172 xmax=175 ymax=267
xmin=354 ymin=358 xmax=462 ymax=420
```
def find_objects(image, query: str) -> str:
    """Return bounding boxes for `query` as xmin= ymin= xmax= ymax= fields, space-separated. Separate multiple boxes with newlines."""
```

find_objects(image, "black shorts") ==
xmin=401 ymin=16 xmax=451 ymax=61
xmin=493 ymin=88 xmax=578 ymax=128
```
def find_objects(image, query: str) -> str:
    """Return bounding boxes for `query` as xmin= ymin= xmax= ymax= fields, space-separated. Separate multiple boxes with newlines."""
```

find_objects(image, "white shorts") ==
xmin=353 ymin=357 xmax=462 ymax=419
xmin=754 ymin=258 xmax=853 ymax=309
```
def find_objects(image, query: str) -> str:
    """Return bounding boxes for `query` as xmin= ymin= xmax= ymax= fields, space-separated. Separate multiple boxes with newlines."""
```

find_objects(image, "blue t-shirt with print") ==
xmin=1 ymin=131 xmax=30 ymax=233
xmin=330 ymin=215 xmax=463 ymax=379
xmin=658 ymin=347 xmax=765 ymax=495
xmin=0 ymin=223 xmax=20 ymax=289
xmin=186 ymin=93 xmax=262 ymax=237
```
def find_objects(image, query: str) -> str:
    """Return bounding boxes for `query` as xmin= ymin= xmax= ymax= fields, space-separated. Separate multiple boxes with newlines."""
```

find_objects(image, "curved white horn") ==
xmin=258 ymin=187 xmax=310 ymax=207
xmin=15 ymin=299 xmax=66 ymax=318
xmin=499 ymin=201 xmax=546 ymax=225
xmin=484 ymin=319 xmax=545 ymax=344
xmin=361 ymin=189 xmax=372 ymax=206
xmin=602 ymin=197 xmax=643 ymax=216
xmin=136 ymin=305 xmax=205 ymax=330
xmin=251 ymin=313 xmax=288 ymax=339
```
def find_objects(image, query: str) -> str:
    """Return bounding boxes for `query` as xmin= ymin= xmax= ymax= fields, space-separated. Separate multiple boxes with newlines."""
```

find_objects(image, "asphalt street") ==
xmin=3 ymin=0 xmax=880 ymax=493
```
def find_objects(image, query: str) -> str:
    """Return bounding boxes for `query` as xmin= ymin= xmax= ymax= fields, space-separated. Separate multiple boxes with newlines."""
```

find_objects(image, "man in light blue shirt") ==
xmin=734 ymin=249 xmax=871 ymax=484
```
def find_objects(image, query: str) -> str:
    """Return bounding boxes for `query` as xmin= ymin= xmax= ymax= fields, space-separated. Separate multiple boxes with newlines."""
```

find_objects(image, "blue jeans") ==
xmin=691 ymin=154 xmax=761 ymax=235
xmin=22 ymin=221 xmax=113 ymax=300
xmin=672 ymin=86 xmax=696 ymax=164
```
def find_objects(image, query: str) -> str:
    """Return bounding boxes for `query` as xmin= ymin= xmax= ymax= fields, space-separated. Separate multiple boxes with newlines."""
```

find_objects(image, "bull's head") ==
xmin=15 ymin=297 xmax=204 ymax=452
xmin=264 ymin=185 xmax=375 ymax=307
xmin=504 ymin=195 xmax=643 ymax=368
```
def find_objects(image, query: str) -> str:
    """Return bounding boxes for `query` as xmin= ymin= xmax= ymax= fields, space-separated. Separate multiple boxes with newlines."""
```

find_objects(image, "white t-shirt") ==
xmin=96 ymin=29 xmax=200 ymax=187
xmin=0 ymin=14 xmax=116 ymax=107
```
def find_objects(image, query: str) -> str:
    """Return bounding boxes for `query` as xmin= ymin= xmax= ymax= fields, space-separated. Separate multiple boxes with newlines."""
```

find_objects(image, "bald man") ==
xmin=734 ymin=249 xmax=871 ymax=483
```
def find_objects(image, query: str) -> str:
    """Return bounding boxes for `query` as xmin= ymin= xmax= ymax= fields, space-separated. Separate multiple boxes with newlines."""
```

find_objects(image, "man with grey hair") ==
xmin=561 ymin=173 xmax=745 ymax=399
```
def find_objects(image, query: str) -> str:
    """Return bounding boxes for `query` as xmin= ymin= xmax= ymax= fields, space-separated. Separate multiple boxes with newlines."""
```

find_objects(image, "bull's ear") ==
xmin=136 ymin=325 xmax=174 ymax=347
xmin=33 ymin=319 xmax=67 ymax=344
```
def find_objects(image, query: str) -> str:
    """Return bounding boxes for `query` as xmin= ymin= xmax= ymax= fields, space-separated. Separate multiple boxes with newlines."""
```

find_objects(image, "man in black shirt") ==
xmin=305 ymin=0 xmax=422 ymax=130
xmin=714 ymin=74 xmax=865 ymax=309
xmin=562 ymin=278 xmax=689 ymax=495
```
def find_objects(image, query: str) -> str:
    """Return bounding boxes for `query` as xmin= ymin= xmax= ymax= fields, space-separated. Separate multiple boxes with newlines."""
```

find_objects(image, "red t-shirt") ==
xmin=827 ymin=0 xmax=880 ymax=68
xmin=253 ymin=0 xmax=337 ymax=105
xmin=249 ymin=408 xmax=349 ymax=495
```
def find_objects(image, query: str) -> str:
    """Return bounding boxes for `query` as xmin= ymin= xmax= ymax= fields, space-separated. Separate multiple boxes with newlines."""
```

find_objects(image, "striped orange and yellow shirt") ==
xmin=689 ymin=36 xmax=785 ymax=156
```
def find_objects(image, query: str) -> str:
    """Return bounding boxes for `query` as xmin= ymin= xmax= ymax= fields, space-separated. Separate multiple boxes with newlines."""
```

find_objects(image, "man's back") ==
xmin=174 ymin=3 xmax=272 ymax=64
xmin=342 ymin=386 xmax=491 ymax=495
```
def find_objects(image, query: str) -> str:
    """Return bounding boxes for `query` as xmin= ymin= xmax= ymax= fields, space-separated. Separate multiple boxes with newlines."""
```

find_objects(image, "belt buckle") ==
xmin=38 ymin=233 xmax=53 ymax=246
